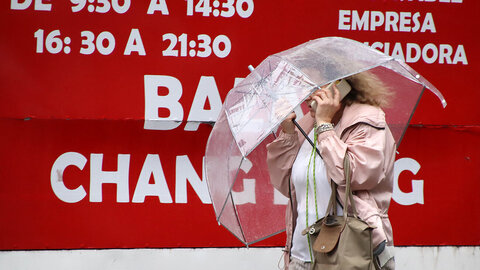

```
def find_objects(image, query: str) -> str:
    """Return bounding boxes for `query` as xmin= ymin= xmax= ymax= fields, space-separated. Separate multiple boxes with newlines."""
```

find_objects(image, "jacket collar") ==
xmin=336 ymin=103 xmax=386 ymax=136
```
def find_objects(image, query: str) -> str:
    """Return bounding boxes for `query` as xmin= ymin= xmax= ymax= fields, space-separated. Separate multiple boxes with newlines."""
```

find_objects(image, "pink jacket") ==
xmin=266 ymin=103 xmax=396 ymax=268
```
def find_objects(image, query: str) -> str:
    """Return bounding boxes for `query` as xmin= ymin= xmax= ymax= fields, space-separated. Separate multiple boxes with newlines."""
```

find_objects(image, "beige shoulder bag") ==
xmin=304 ymin=154 xmax=377 ymax=270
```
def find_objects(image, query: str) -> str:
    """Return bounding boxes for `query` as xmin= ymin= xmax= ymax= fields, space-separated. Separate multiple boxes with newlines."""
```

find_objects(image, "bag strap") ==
xmin=343 ymin=153 xmax=358 ymax=218
xmin=324 ymin=152 xmax=358 ymax=219
xmin=327 ymin=179 xmax=337 ymax=216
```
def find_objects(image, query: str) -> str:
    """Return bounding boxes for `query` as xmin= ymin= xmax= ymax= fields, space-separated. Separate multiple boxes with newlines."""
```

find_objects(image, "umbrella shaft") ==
xmin=292 ymin=119 xmax=322 ymax=158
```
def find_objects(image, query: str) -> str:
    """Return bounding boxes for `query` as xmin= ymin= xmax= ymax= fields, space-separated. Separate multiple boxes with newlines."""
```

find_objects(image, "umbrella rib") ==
xmin=395 ymin=86 xmax=426 ymax=149
xmin=219 ymin=219 xmax=248 ymax=246
xmin=229 ymin=187 xmax=248 ymax=245
xmin=244 ymin=228 xmax=286 ymax=247
xmin=392 ymin=59 xmax=447 ymax=108
xmin=216 ymin=139 xmax=244 ymax=221
xmin=217 ymin=157 xmax=249 ymax=245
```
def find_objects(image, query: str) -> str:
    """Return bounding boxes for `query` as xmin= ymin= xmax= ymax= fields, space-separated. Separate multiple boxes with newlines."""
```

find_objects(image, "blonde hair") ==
xmin=343 ymin=71 xmax=393 ymax=108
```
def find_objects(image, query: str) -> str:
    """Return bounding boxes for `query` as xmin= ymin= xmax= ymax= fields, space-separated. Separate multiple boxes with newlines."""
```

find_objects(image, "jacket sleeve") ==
xmin=317 ymin=123 xmax=387 ymax=191
xmin=266 ymin=132 xmax=300 ymax=197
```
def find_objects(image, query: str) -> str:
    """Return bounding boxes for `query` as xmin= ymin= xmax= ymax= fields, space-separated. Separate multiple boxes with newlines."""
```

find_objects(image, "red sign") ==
xmin=1 ymin=0 xmax=479 ymax=249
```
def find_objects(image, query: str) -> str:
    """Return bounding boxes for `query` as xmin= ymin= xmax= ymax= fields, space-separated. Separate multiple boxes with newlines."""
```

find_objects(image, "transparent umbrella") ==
xmin=205 ymin=37 xmax=446 ymax=246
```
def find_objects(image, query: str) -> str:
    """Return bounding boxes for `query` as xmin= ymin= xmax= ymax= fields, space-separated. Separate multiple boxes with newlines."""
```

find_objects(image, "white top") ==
xmin=290 ymin=129 xmax=343 ymax=262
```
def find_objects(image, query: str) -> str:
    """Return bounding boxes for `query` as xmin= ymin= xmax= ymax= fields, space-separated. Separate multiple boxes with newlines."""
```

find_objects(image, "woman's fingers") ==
xmin=331 ymin=84 xmax=341 ymax=103
xmin=286 ymin=112 xmax=297 ymax=120
xmin=312 ymin=95 xmax=322 ymax=104
xmin=312 ymin=86 xmax=341 ymax=124
xmin=319 ymin=90 xmax=328 ymax=100
xmin=280 ymin=112 xmax=297 ymax=134
xmin=315 ymin=89 xmax=334 ymax=104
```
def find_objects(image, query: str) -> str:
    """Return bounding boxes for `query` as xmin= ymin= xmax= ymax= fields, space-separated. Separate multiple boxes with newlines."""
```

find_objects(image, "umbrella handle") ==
xmin=292 ymin=119 xmax=322 ymax=158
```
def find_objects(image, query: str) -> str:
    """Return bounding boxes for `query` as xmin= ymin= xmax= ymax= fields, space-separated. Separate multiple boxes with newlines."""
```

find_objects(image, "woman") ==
xmin=266 ymin=72 xmax=396 ymax=270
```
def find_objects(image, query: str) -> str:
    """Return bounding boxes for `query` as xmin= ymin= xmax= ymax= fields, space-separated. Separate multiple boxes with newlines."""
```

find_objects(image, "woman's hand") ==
xmin=312 ymin=84 xmax=341 ymax=124
xmin=273 ymin=97 xmax=297 ymax=134
xmin=280 ymin=112 xmax=297 ymax=134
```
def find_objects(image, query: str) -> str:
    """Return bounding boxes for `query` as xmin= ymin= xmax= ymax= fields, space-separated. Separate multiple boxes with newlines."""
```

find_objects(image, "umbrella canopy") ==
xmin=205 ymin=37 xmax=446 ymax=246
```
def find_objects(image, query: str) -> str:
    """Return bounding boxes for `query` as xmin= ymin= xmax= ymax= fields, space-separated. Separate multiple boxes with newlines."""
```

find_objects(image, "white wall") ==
xmin=1 ymin=247 xmax=479 ymax=270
